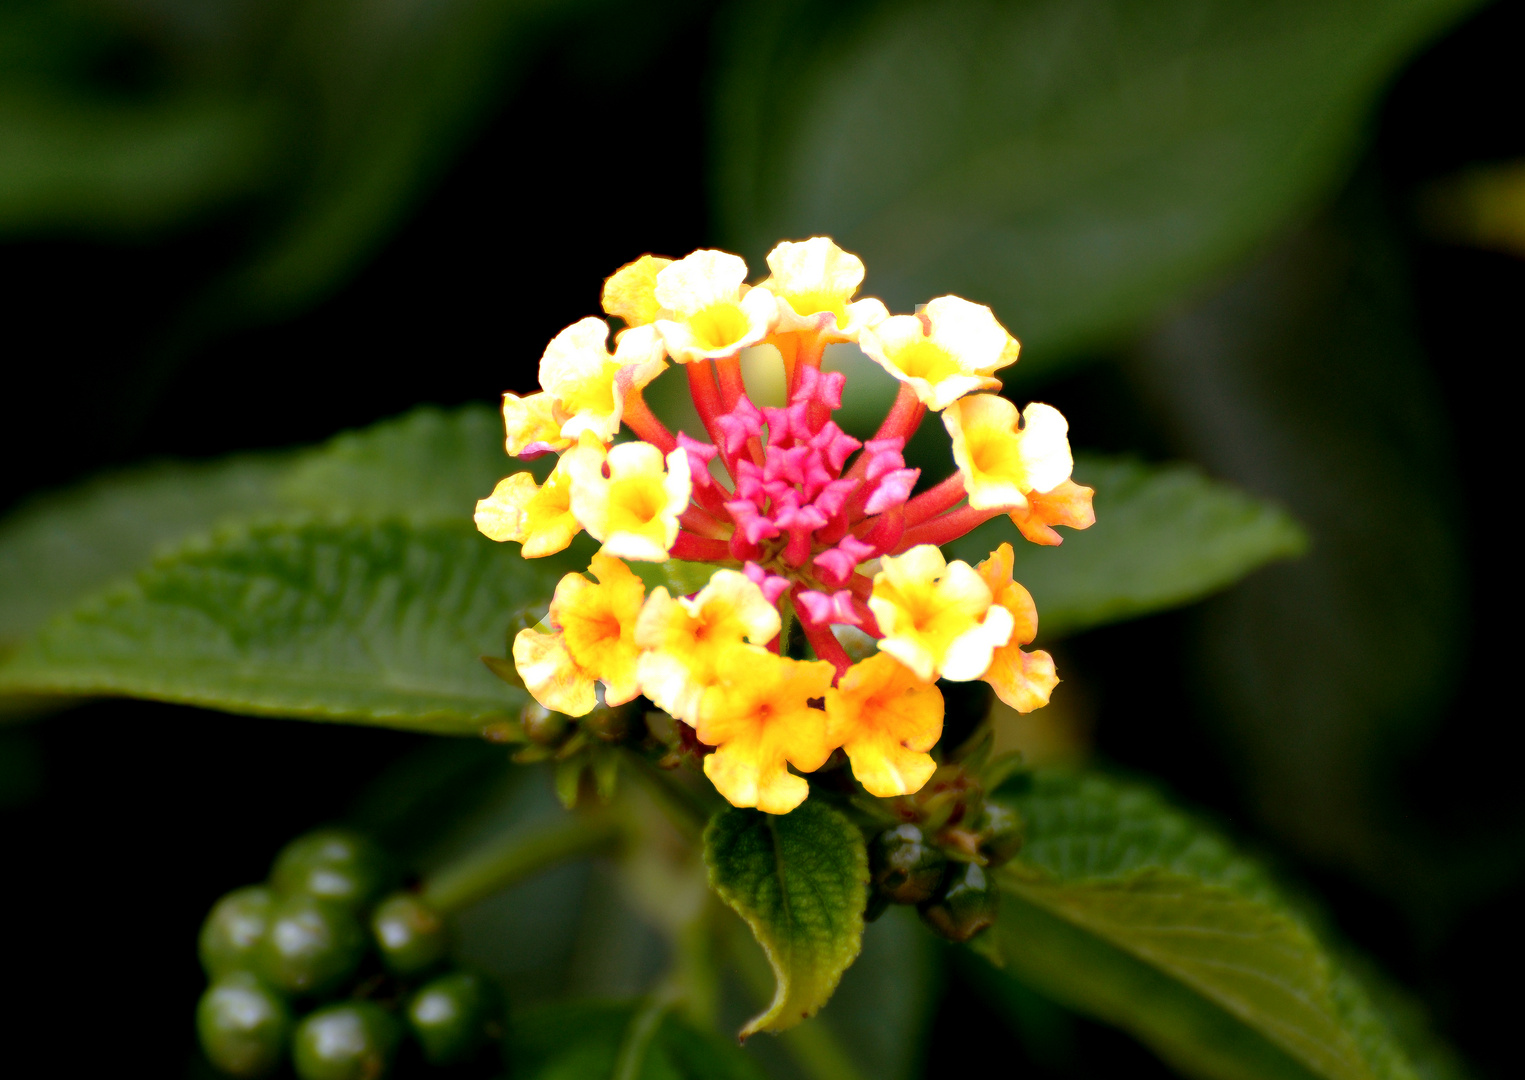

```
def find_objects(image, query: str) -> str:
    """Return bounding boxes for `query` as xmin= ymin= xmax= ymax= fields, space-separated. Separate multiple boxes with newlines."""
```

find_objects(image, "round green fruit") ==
xmin=371 ymin=892 xmax=448 ymax=978
xmin=406 ymin=971 xmax=500 ymax=1067
xmin=291 ymin=1002 xmax=401 ymax=1080
xmin=270 ymin=827 xmax=393 ymax=910
xmin=196 ymin=972 xmax=290 ymax=1077
xmin=255 ymin=893 xmax=366 ymax=997
xmin=199 ymin=885 xmax=274 ymax=978
xmin=919 ymin=861 xmax=999 ymax=942
xmin=870 ymin=824 xmax=947 ymax=904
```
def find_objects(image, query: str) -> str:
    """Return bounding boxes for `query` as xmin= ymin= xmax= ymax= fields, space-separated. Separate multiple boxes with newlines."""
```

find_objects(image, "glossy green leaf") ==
xmin=704 ymin=802 xmax=869 ymax=1037
xmin=0 ymin=454 xmax=293 ymax=650
xmin=947 ymin=455 xmax=1307 ymax=638
xmin=507 ymin=1000 xmax=766 ymax=1080
xmin=276 ymin=404 xmax=511 ymax=521
xmin=0 ymin=405 xmax=509 ymax=651
xmin=712 ymin=0 xmax=1479 ymax=376
xmin=0 ymin=520 xmax=568 ymax=733
xmin=989 ymin=770 xmax=1430 ymax=1080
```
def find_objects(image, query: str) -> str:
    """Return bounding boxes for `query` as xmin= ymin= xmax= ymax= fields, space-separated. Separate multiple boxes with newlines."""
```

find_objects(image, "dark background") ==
xmin=1 ymin=1 xmax=1520 ymax=1077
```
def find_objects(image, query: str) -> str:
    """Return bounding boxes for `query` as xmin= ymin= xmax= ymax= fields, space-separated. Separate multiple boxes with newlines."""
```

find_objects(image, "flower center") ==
xmin=689 ymin=302 xmax=752 ymax=351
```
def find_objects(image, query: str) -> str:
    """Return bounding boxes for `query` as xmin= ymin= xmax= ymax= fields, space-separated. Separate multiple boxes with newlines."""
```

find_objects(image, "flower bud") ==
xmin=978 ymin=801 xmax=1024 ymax=867
xmin=870 ymin=824 xmax=947 ymax=905
xmin=919 ymin=861 xmax=998 ymax=942
xmin=521 ymin=700 xmax=569 ymax=746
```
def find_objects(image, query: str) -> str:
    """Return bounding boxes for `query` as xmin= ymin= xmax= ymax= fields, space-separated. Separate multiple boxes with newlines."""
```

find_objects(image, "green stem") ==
xmin=421 ymin=815 xmax=622 ymax=914
xmin=625 ymin=752 xmax=721 ymax=838
xmin=613 ymin=998 xmax=671 ymax=1080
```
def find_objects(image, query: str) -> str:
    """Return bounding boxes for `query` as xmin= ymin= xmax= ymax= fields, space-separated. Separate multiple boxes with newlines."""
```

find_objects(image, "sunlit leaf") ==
xmin=947 ymin=455 xmax=1307 ymax=638
xmin=0 ymin=520 xmax=569 ymax=733
xmin=704 ymin=802 xmax=869 ymax=1037
xmin=507 ymin=999 xmax=766 ymax=1080
xmin=989 ymin=770 xmax=1428 ymax=1080
xmin=712 ymin=0 xmax=1480 ymax=377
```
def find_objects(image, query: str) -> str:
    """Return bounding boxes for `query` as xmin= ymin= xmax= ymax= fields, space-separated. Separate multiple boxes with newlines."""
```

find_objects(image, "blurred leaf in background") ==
xmin=712 ymin=0 xmax=1482 ymax=378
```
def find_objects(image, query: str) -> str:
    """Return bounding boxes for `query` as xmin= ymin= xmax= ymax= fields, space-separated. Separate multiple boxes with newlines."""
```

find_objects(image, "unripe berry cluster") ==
xmin=195 ymin=827 xmax=500 ymax=1079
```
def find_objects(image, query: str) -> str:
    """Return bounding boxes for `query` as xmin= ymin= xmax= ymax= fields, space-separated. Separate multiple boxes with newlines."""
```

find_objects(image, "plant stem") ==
xmin=421 ymin=815 xmax=622 ymax=914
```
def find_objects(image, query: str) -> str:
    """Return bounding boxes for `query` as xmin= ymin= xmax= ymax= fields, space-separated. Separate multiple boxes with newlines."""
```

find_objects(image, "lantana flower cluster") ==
xmin=476 ymin=239 xmax=1094 ymax=814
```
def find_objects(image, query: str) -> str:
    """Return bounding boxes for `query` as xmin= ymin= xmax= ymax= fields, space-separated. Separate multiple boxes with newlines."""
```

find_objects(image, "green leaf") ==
xmin=704 ymin=802 xmax=869 ymax=1037
xmin=507 ymin=999 xmax=766 ymax=1080
xmin=947 ymin=455 xmax=1306 ymax=638
xmin=276 ymin=404 xmax=511 ymax=522
xmin=0 ymin=454 xmax=293 ymax=650
xmin=988 ymin=770 xmax=1431 ymax=1080
xmin=0 ymin=519 xmax=567 ymax=734
xmin=712 ymin=0 xmax=1479 ymax=376
xmin=629 ymin=560 xmax=724 ymax=599
xmin=1125 ymin=186 xmax=1474 ymax=911
xmin=0 ymin=405 xmax=509 ymax=650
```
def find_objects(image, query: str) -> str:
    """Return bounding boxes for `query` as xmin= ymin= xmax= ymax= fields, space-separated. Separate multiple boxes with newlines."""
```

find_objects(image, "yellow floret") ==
xmin=943 ymin=395 xmax=1074 ymax=511
xmin=868 ymin=544 xmax=1014 ymax=683
xmin=473 ymin=461 xmax=580 ymax=557
xmin=602 ymin=254 xmax=672 ymax=328
xmin=695 ymin=647 xmax=837 ymax=815
xmin=1010 ymin=478 xmax=1095 ymax=546
xmin=565 ymin=436 xmax=691 ymax=562
xmin=857 ymin=295 xmax=1019 ymax=411
xmin=653 ymin=249 xmax=779 ymax=362
xmin=825 ymin=653 xmax=943 ymax=797
xmin=635 ymin=570 xmax=780 ymax=722
xmin=762 ymin=237 xmax=888 ymax=342
xmin=539 ymin=317 xmax=666 ymax=444
xmin=512 ymin=554 xmax=647 ymax=717
xmin=974 ymin=543 xmax=1058 ymax=713
xmin=501 ymin=391 xmax=570 ymax=457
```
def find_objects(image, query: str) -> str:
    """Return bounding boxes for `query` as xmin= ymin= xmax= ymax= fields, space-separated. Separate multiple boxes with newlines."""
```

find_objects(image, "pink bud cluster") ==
xmin=706 ymin=366 xmax=922 ymax=639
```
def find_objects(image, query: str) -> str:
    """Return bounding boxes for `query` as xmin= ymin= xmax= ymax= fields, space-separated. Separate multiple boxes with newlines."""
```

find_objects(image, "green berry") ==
xmin=199 ymin=886 xmax=274 ymax=978
xmin=196 ymin=972 xmax=291 ymax=1077
xmin=406 ymin=971 xmax=499 ymax=1067
xmin=979 ymin=801 xmax=1024 ymax=867
xmin=271 ymin=827 xmax=393 ymax=910
xmin=371 ymin=893 xmax=448 ymax=978
xmin=292 ymin=1002 xmax=401 ymax=1080
xmin=255 ymin=893 xmax=366 ymax=997
xmin=919 ymin=861 xmax=999 ymax=942
xmin=871 ymin=824 xmax=947 ymax=904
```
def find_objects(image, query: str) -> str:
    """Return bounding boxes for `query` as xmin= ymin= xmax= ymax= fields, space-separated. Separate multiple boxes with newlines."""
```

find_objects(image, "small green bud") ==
xmin=871 ymin=824 xmax=947 ymax=905
xmin=979 ymin=801 xmax=1024 ymax=867
xmin=919 ymin=861 xmax=999 ymax=943
xmin=199 ymin=886 xmax=274 ymax=978
xmin=521 ymin=701 xmax=568 ymax=746
xmin=291 ymin=1002 xmax=401 ymax=1080
xmin=270 ymin=827 xmax=393 ymax=910
xmin=255 ymin=894 xmax=366 ymax=998
xmin=196 ymin=972 xmax=290 ymax=1077
xmin=581 ymin=706 xmax=630 ymax=743
xmin=371 ymin=892 xmax=448 ymax=978
xmin=406 ymin=971 xmax=500 ymax=1067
